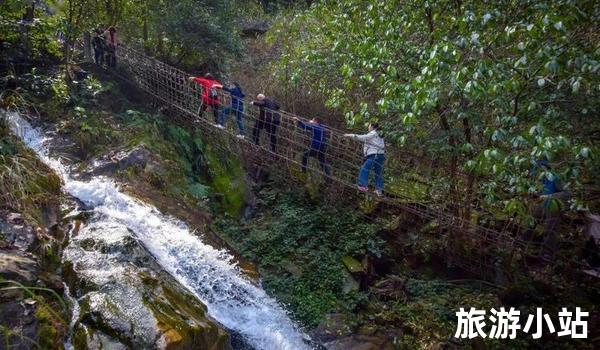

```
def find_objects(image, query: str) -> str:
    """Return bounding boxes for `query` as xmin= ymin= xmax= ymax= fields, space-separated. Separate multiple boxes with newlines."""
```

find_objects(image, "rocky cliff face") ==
xmin=1 ymin=117 xmax=234 ymax=350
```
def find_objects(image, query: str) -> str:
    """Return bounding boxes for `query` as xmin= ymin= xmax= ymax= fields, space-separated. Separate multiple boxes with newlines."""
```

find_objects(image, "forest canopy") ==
xmin=268 ymin=0 xmax=599 ymax=214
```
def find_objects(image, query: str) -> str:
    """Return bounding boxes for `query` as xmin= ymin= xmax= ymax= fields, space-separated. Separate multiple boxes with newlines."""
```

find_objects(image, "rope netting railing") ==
xmin=106 ymin=44 xmax=590 ymax=278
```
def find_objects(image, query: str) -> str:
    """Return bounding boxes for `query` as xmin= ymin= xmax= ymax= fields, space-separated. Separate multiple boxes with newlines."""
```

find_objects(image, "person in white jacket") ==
xmin=344 ymin=123 xmax=385 ymax=196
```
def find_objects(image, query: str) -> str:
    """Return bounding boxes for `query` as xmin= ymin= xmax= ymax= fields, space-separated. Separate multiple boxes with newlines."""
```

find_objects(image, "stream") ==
xmin=6 ymin=111 xmax=312 ymax=350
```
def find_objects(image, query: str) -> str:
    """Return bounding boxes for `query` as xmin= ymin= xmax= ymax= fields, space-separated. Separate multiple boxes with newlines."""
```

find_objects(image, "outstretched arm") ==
xmin=293 ymin=117 xmax=311 ymax=130
xmin=344 ymin=131 xmax=375 ymax=142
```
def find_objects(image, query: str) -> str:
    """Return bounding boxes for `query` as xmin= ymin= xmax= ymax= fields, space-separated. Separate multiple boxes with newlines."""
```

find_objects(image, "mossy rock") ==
xmin=342 ymin=255 xmax=364 ymax=274
xmin=35 ymin=305 xmax=64 ymax=350
xmin=65 ymin=222 xmax=232 ymax=350
xmin=143 ymin=277 xmax=232 ymax=350
xmin=204 ymin=144 xmax=246 ymax=216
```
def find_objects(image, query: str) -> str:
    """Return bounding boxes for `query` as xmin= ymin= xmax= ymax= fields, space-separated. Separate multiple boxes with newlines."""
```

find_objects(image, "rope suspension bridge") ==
xmin=92 ymin=44 xmax=589 ymax=280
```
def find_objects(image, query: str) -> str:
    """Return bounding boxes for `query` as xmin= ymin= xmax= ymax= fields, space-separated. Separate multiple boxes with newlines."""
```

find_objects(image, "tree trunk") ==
xmin=156 ymin=32 xmax=164 ymax=58
xmin=83 ymin=31 xmax=92 ymax=62
xmin=23 ymin=3 xmax=35 ymax=22
xmin=438 ymin=108 xmax=459 ymax=217
xmin=143 ymin=17 xmax=149 ymax=53
xmin=462 ymin=116 xmax=476 ymax=224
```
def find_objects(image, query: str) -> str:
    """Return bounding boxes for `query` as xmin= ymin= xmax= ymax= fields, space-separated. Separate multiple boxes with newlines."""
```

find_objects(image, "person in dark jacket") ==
xmin=188 ymin=73 xmax=223 ymax=124
xmin=218 ymin=82 xmax=245 ymax=137
xmin=251 ymin=94 xmax=280 ymax=152
xmin=293 ymin=116 xmax=332 ymax=181
xmin=92 ymin=28 xmax=105 ymax=65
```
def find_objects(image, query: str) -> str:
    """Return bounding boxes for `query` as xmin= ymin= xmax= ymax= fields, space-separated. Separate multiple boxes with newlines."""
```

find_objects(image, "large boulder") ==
xmin=64 ymin=220 xmax=232 ymax=350
xmin=84 ymin=144 xmax=162 ymax=177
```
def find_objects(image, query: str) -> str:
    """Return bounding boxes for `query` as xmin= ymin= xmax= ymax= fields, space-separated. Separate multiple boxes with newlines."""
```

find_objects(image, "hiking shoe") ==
xmin=374 ymin=190 xmax=383 ymax=197
xmin=236 ymin=134 xmax=245 ymax=139
xmin=358 ymin=186 xmax=368 ymax=193
xmin=215 ymin=124 xmax=225 ymax=129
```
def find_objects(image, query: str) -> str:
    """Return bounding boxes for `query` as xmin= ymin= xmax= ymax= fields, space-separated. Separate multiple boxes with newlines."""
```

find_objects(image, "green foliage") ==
xmin=0 ymin=137 xmax=16 ymax=156
xmin=162 ymin=123 xmax=205 ymax=174
xmin=389 ymin=278 xmax=502 ymax=348
xmin=262 ymin=274 xmax=340 ymax=327
xmin=188 ymin=183 xmax=211 ymax=200
xmin=268 ymin=0 xmax=600 ymax=217
xmin=0 ymin=279 xmax=68 ymax=349
xmin=0 ymin=134 xmax=62 ymax=223
xmin=0 ymin=1 xmax=64 ymax=61
xmin=1 ymin=0 xmax=245 ymax=70
xmin=108 ymin=0 xmax=244 ymax=72
xmin=216 ymin=188 xmax=381 ymax=326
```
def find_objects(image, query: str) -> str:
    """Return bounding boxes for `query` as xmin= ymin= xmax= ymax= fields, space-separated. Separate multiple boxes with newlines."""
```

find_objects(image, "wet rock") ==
xmin=117 ymin=145 xmax=153 ymax=169
xmin=65 ymin=220 xmax=232 ymax=350
xmin=87 ymin=331 xmax=128 ymax=350
xmin=160 ymin=328 xmax=184 ymax=347
xmin=238 ymin=260 xmax=260 ymax=282
xmin=587 ymin=212 xmax=600 ymax=244
xmin=0 ymin=216 xmax=37 ymax=251
xmin=0 ymin=299 xmax=39 ymax=349
xmin=0 ymin=248 xmax=39 ymax=285
xmin=6 ymin=212 xmax=24 ymax=224
xmin=72 ymin=324 xmax=128 ymax=350
xmin=85 ymin=144 xmax=161 ymax=177
xmin=41 ymin=202 xmax=59 ymax=228
xmin=357 ymin=324 xmax=377 ymax=336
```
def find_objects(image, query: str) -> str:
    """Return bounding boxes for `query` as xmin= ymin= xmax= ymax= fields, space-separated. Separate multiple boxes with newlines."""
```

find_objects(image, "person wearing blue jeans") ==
xmin=344 ymin=123 xmax=385 ymax=196
xmin=218 ymin=82 xmax=245 ymax=137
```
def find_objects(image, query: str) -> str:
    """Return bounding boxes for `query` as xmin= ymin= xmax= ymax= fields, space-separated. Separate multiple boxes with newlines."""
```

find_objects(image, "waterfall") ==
xmin=5 ymin=111 xmax=312 ymax=350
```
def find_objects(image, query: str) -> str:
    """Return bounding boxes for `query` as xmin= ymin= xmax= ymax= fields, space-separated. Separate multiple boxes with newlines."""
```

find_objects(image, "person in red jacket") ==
xmin=188 ymin=73 xmax=223 ymax=124
xmin=103 ymin=26 xmax=118 ymax=67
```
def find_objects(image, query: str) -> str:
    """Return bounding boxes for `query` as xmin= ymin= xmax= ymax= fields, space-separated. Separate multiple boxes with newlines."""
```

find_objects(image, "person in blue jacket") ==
xmin=293 ymin=116 xmax=332 ymax=181
xmin=217 ymin=82 xmax=245 ymax=137
xmin=532 ymin=160 xmax=570 ymax=256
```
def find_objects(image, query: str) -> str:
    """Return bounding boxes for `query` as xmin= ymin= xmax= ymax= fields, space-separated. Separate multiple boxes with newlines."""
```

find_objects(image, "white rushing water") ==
xmin=5 ymin=111 xmax=311 ymax=350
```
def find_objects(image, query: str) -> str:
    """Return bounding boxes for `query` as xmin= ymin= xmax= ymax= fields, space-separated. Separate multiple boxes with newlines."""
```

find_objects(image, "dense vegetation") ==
xmin=267 ymin=0 xmax=599 ymax=220
xmin=2 ymin=0 xmax=599 ymax=349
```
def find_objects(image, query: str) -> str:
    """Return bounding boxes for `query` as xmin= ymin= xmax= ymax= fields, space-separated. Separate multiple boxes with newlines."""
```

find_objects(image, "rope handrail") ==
xmin=94 ymin=43 xmax=592 ymax=277
xmin=119 ymin=47 xmax=520 ymax=216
